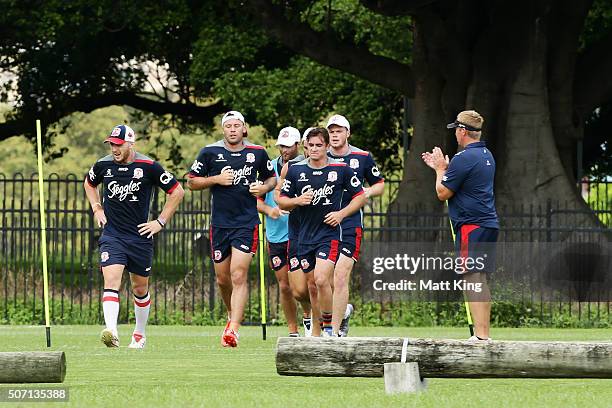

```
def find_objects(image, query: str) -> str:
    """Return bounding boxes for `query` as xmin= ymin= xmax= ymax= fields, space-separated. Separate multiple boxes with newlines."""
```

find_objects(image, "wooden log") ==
xmin=0 ymin=352 xmax=66 ymax=383
xmin=276 ymin=337 xmax=612 ymax=378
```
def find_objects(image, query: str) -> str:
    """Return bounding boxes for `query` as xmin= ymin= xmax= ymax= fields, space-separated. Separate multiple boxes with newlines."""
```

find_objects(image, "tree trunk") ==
xmin=385 ymin=1 xmax=602 ymax=240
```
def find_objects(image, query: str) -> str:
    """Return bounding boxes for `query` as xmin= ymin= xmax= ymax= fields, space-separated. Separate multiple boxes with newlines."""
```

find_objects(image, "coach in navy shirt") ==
xmin=422 ymin=110 xmax=498 ymax=342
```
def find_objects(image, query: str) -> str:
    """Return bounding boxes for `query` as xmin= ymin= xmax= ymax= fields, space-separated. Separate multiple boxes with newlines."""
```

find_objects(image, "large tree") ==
xmin=1 ymin=0 xmax=611 ymax=226
xmin=241 ymin=0 xmax=612 ymax=224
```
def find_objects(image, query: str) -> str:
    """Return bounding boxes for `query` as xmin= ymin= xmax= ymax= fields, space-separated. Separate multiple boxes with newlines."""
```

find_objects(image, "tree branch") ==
xmin=0 ymin=93 xmax=227 ymax=142
xmin=574 ymin=29 xmax=612 ymax=117
xmin=359 ymin=0 xmax=437 ymax=16
xmin=246 ymin=0 xmax=414 ymax=96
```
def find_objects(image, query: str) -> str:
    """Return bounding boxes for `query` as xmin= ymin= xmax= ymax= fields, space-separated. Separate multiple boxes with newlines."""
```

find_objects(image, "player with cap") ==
xmin=278 ymin=127 xmax=367 ymax=337
xmin=326 ymin=115 xmax=385 ymax=336
xmin=84 ymin=124 xmax=185 ymax=349
xmin=187 ymin=111 xmax=276 ymax=347
xmin=257 ymin=126 xmax=312 ymax=336
xmin=421 ymin=110 xmax=499 ymax=342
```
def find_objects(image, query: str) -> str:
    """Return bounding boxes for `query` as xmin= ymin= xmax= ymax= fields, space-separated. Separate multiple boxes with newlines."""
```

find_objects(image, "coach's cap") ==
xmin=276 ymin=127 xmax=301 ymax=146
xmin=302 ymin=127 xmax=315 ymax=142
xmin=104 ymin=125 xmax=136 ymax=145
xmin=326 ymin=114 xmax=350 ymax=131
xmin=446 ymin=110 xmax=484 ymax=131
xmin=221 ymin=110 xmax=245 ymax=126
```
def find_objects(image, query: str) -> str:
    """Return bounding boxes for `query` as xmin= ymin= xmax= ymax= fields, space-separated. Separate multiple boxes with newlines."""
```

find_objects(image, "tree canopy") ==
xmin=1 ymin=0 xmax=611 ymax=213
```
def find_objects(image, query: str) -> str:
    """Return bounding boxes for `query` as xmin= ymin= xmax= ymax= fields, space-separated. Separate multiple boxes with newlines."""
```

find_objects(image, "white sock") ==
xmin=102 ymin=289 xmax=120 ymax=334
xmin=133 ymin=291 xmax=151 ymax=336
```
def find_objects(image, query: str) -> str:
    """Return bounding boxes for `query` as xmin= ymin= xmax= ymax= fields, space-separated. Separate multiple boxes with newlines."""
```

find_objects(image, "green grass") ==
xmin=1 ymin=325 xmax=612 ymax=408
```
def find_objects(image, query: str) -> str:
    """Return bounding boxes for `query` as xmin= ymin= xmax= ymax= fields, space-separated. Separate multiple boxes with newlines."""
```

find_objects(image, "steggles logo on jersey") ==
xmin=159 ymin=171 xmax=173 ymax=185
xmin=107 ymin=180 xmax=142 ymax=201
xmin=350 ymin=159 xmax=360 ymax=169
xmin=133 ymin=168 xmax=143 ymax=179
xmin=372 ymin=166 xmax=381 ymax=176
xmin=222 ymin=165 xmax=253 ymax=185
xmin=302 ymin=184 xmax=334 ymax=205
xmin=246 ymin=153 xmax=255 ymax=163
xmin=327 ymin=171 xmax=337 ymax=182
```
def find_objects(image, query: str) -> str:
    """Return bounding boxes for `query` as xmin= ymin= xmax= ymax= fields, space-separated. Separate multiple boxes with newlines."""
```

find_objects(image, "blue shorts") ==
xmin=210 ymin=226 xmax=258 ymax=263
xmin=455 ymin=225 xmax=498 ymax=274
xmin=287 ymin=239 xmax=300 ymax=272
xmin=99 ymin=234 xmax=153 ymax=277
xmin=339 ymin=227 xmax=363 ymax=262
xmin=298 ymin=240 xmax=340 ymax=273
xmin=268 ymin=241 xmax=288 ymax=271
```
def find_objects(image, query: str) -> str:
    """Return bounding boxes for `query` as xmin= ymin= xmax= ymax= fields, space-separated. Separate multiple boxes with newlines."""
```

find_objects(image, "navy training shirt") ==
xmin=441 ymin=141 xmax=499 ymax=231
xmin=280 ymin=158 xmax=364 ymax=245
xmin=86 ymin=152 xmax=179 ymax=241
xmin=188 ymin=140 xmax=275 ymax=228
xmin=328 ymin=145 xmax=384 ymax=230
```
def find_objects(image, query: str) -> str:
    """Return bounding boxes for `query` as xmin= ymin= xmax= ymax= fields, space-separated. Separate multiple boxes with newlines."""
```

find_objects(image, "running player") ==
xmin=273 ymin=127 xmax=316 ymax=335
xmin=327 ymin=115 xmax=385 ymax=336
xmin=187 ymin=111 xmax=276 ymax=347
xmin=84 ymin=124 xmax=184 ymax=349
xmin=278 ymin=127 xmax=366 ymax=336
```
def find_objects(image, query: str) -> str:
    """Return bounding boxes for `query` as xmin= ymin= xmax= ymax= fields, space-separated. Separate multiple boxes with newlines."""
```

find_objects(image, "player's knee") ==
xmin=278 ymin=279 xmax=291 ymax=294
xmin=314 ymin=274 xmax=329 ymax=289
xmin=132 ymin=284 xmax=148 ymax=297
xmin=334 ymin=272 xmax=349 ymax=289
xmin=216 ymin=274 xmax=231 ymax=288
xmin=230 ymin=271 xmax=247 ymax=286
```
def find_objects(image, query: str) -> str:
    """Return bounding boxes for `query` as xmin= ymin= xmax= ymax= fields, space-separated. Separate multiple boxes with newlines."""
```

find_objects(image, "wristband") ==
xmin=156 ymin=219 xmax=165 ymax=228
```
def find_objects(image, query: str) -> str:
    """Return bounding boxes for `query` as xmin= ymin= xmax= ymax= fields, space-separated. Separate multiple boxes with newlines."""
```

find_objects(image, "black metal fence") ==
xmin=0 ymin=173 xmax=610 ymax=326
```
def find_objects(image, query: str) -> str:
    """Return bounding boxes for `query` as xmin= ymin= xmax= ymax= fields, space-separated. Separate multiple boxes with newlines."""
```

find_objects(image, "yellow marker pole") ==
xmin=258 ymin=213 xmax=267 ymax=340
xmin=446 ymin=201 xmax=474 ymax=336
xmin=36 ymin=120 xmax=52 ymax=347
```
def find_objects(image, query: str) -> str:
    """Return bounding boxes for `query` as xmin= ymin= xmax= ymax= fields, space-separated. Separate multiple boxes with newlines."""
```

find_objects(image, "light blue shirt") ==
xmin=264 ymin=157 xmax=289 ymax=243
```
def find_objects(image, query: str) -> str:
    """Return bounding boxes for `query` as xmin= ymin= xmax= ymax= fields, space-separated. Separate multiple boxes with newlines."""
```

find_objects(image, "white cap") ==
xmin=221 ymin=110 xmax=245 ymax=126
xmin=302 ymin=127 xmax=315 ymax=142
xmin=276 ymin=127 xmax=301 ymax=147
xmin=326 ymin=114 xmax=350 ymax=131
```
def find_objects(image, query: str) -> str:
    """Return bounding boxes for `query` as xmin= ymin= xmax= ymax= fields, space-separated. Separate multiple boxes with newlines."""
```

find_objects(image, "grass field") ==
xmin=1 ymin=325 xmax=612 ymax=408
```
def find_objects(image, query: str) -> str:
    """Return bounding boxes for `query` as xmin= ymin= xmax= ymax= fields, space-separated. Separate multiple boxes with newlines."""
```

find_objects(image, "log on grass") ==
xmin=276 ymin=337 xmax=612 ymax=378
xmin=0 ymin=352 xmax=66 ymax=383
